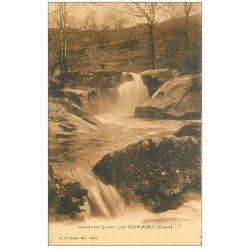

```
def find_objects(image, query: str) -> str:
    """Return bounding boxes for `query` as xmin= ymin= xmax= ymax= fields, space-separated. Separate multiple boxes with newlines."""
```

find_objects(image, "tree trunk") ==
xmin=148 ymin=25 xmax=156 ymax=69
xmin=59 ymin=3 xmax=68 ymax=87
xmin=62 ymin=16 xmax=67 ymax=84
xmin=184 ymin=3 xmax=192 ymax=71
xmin=184 ymin=13 xmax=190 ymax=51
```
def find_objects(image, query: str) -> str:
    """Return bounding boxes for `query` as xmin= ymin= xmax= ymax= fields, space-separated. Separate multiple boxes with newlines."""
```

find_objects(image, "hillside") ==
xmin=49 ymin=13 xmax=201 ymax=74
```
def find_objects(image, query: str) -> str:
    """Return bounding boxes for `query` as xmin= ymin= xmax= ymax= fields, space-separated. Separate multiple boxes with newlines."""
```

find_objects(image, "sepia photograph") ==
xmin=48 ymin=2 xmax=202 ymax=245
xmin=3 ymin=0 xmax=250 ymax=249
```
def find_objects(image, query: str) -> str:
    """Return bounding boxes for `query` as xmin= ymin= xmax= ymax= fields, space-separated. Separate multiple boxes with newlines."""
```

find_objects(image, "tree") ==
xmin=125 ymin=3 xmax=166 ymax=69
xmin=84 ymin=45 xmax=108 ymax=69
xmin=182 ymin=3 xmax=202 ymax=72
xmin=81 ymin=11 xmax=111 ymax=48
xmin=58 ymin=3 xmax=68 ymax=85
xmin=48 ymin=29 xmax=60 ymax=77
xmin=49 ymin=3 xmax=79 ymax=85
xmin=183 ymin=3 xmax=193 ymax=51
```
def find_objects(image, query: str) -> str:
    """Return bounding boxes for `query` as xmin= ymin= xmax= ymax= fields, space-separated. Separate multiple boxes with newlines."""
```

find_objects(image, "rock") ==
xmin=66 ymin=70 xmax=122 ymax=89
xmin=140 ymin=69 xmax=177 ymax=96
xmin=63 ymin=89 xmax=83 ymax=108
xmin=135 ymin=74 xmax=201 ymax=120
xmin=141 ymin=68 xmax=173 ymax=79
xmin=174 ymin=122 xmax=201 ymax=139
xmin=135 ymin=107 xmax=201 ymax=120
xmin=141 ymin=77 xmax=161 ymax=97
xmin=63 ymin=89 xmax=92 ymax=112
xmin=104 ymin=89 xmax=119 ymax=101
xmin=58 ymin=122 xmax=77 ymax=132
xmin=121 ymin=72 xmax=134 ymax=82
xmin=63 ymin=87 xmax=119 ymax=114
xmin=92 ymin=134 xmax=201 ymax=212
xmin=56 ymin=97 xmax=100 ymax=125
xmin=135 ymin=106 xmax=166 ymax=119
xmin=101 ymin=88 xmax=119 ymax=112
xmin=48 ymin=77 xmax=63 ymax=97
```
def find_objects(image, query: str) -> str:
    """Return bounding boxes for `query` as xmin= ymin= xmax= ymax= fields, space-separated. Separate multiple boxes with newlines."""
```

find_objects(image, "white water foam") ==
xmin=116 ymin=73 xmax=149 ymax=114
xmin=71 ymin=167 xmax=126 ymax=219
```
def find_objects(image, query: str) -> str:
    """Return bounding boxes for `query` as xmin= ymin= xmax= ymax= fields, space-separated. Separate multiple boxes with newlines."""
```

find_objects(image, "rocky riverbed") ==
xmin=49 ymin=114 xmax=201 ymax=244
xmin=136 ymin=73 xmax=201 ymax=120
xmin=93 ymin=123 xmax=201 ymax=212
xmin=48 ymin=71 xmax=201 ymax=235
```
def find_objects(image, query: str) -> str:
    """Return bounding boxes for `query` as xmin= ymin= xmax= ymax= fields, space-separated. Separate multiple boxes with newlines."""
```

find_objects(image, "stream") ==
xmin=49 ymin=73 xmax=201 ymax=243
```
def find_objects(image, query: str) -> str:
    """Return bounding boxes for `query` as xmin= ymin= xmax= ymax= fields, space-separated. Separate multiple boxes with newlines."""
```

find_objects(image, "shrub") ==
xmin=48 ymin=165 xmax=88 ymax=219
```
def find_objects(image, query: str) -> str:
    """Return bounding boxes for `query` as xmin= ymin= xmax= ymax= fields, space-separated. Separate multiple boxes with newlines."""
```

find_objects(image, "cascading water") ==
xmin=70 ymin=167 xmax=126 ymax=219
xmin=51 ymin=73 xmax=149 ymax=220
xmin=70 ymin=73 xmax=148 ymax=219
xmin=96 ymin=88 xmax=104 ymax=113
xmin=116 ymin=73 xmax=149 ymax=114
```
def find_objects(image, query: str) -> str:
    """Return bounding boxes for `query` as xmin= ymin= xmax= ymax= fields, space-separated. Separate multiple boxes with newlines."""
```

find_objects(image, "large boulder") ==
xmin=56 ymin=97 xmax=100 ymax=125
xmin=135 ymin=74 xmax=201 ymax=120
xmin=140 ymin=69 xmax=178 ymax=96
xmin=63 ymin=89 xmax=92 ymax=113
xmin=141 ymin=68 xmax=173 ymax=80
xmin=174 ymin=122 xmax=201 ymax=139
xmin=92 ymin=128 xmax=201 ymax=212
xmin=65 ymin=70 xmax=122 ymax=89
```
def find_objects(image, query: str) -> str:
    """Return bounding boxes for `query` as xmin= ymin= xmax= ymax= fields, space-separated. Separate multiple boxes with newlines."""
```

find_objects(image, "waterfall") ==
xmin=66 ymin=73 xmax=149 ymax=219
xmin=71 ymin=167 xmax=126 ymax=219
xmin=116 ymin=73 xmax=149 ymax=114
xmin=97 ymin=88 xmax=104 ymax=113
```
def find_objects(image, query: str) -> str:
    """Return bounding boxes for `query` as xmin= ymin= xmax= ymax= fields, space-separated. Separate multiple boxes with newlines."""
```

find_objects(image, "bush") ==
xmin=48 ymin=165 xmax=88 ymax=219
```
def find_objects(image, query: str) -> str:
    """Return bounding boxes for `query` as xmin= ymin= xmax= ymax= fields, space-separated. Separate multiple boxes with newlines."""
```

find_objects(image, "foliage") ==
xmin=48 ymin=3 xmax=201 ymax=74
xmin=48 ymin=29 xmax=60 ymax=76
xmin=159 ymin=15 xmax=201 ymax=73
xmin=48 ymin=165 xmax=88 ymax=219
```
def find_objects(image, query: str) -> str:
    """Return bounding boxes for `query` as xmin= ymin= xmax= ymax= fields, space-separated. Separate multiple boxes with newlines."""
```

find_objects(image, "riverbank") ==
xmin=48 ymin=72 xmax=201 ymax=244
xmin=49 ymin=112 xmax=200 ymax=216
xmin=49 ymin=189 xmax=201 ymax=245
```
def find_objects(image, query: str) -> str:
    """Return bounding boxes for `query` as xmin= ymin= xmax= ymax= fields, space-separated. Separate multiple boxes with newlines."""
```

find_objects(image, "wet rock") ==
xmin=135 ymin=74 xmax=201 ymax=120
xmin=135 ymin=106 xmax=165 ymax=119
xmin=58 ymin=122 xmax=77 ymax=132
xmin=66 ymin=70 xmax=122 ymax=89
xmin=56 ymin=97 xmax=100 ymax=125
xmin=174 ymin=122 xmax=201 ymax=139
xmin=141 ymin=68 xmax=173 ymax=79
xmin=55 ymin=133 xmax=75 ymax=139
xmin=135 ymin=107 xmax=201 ymax=120
xmin=140 ymin=69 xmax=178 ymax=96
xmin=63 ymin=90 xmax=83 ymax=108
xmin=49 ymin=95 xmax=100 ymax=125
xmin=141 ymin=77 xmax=161 ymax=97
xmin=62 ymin=89 xmax=93 ymax=113
xmin=48 ymin=82 xmax=100 ymax=126
xmin=121 ymin=72 xmax=134 ymax=82
xmin=101 ymin=88 xmax=120 ymax=112
xmin=92 ymin=133 xmax=201 ymax=212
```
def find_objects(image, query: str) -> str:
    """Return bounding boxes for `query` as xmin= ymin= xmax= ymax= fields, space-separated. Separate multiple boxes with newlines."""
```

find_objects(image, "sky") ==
xmin=48 ymin=2 xmax=201 ymax=28
xmin=49 ymin=3 xmax=126 ymax=20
